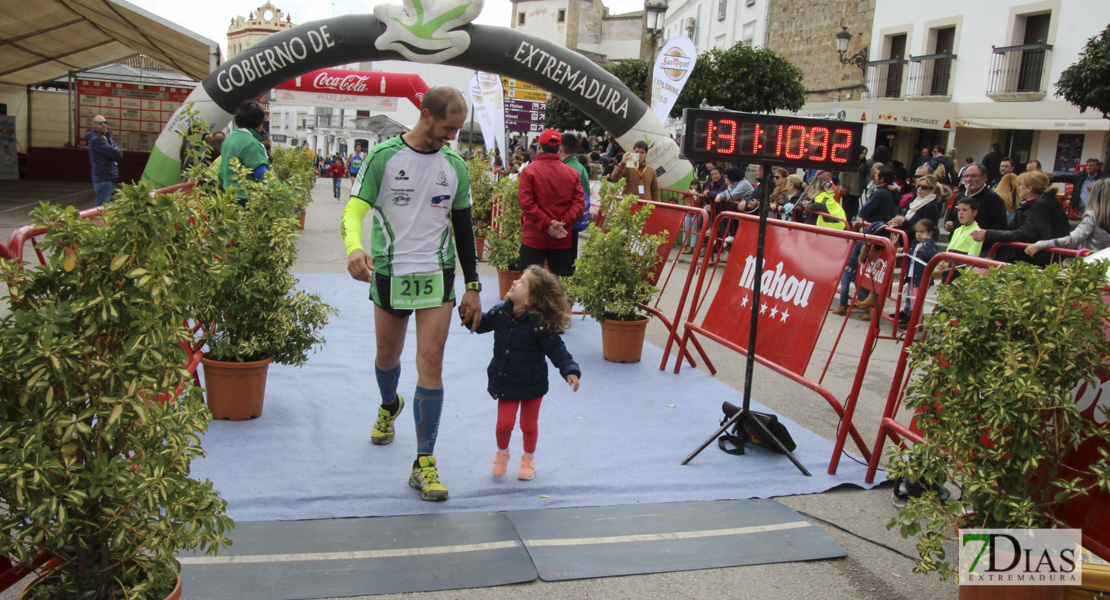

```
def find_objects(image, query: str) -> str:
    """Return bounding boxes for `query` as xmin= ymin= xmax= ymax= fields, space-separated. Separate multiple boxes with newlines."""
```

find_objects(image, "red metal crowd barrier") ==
xmin=669 ymin=212 xmax=898 ymax=474
xmin=864 ymin=247 xmax=1109 ymax=558
xmin=633 ymin=199 xmax=710 ymax=368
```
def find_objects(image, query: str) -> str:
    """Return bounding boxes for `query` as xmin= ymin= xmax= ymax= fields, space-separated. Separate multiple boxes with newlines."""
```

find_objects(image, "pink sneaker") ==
xmin=518 ymin=455 xmax=535 ymax=481
xmin=492 ymin=450 xmax=510 ymax=477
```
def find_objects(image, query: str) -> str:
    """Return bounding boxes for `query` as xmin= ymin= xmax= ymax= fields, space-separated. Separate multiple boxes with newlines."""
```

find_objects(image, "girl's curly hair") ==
xmin=513 ymin=265 xmax=571 ymax=335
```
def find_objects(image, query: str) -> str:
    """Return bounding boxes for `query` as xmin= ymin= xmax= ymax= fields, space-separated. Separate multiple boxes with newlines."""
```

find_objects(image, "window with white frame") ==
xmin=742 ymin=20 xmax=756 ymax=45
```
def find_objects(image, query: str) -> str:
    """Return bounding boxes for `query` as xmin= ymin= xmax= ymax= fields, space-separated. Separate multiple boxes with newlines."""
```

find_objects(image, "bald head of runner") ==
xmin=406 ymin=86 xmax=467 ymax=153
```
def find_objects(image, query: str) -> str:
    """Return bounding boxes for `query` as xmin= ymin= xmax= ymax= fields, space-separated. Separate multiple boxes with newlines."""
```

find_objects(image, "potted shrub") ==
xmin=885 ymin=260 xmax=1110 ymax=598
xmin=270 ymin=145 xmax=317 ymax=230
xmin=486 ymin=176 xmax=524 ymax=298
xmin=192 ymin=163 xmax=335 ymax=420
xmin=466 ymin=155 xmax=496 ymax=260
xmin=0 ymin=186 xmax=234 ymax=599
xmin=564 ymin=182 xmax=666 ymax=363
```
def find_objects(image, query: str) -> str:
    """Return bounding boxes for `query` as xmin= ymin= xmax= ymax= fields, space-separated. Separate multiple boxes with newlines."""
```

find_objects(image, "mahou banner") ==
xmin=699 ymin=220 xmax=854 ymax=375
xmin=650 ymin=36 xmax=697 ymax=124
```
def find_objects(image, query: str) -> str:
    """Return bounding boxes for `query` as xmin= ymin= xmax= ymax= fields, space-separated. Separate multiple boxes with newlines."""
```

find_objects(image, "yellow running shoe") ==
xmin=371 ymin=395 xmax=404 ymax=446
xmin=409 ymin=455 xmax=449 ymax=501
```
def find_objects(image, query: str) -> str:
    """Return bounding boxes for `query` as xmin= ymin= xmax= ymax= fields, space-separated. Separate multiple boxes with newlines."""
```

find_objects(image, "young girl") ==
xmin=474 ymin=266 xmax=581 ymax=480
xmin=899 ymin=219 xmax=939 ymax=326
xmin=680 ymin=179 xmax=705 ymax=254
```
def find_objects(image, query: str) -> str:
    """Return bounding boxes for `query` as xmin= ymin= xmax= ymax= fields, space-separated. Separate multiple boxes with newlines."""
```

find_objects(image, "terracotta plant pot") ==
xmin=199 ymin=356 xmax=272 ymax=420
xmin=297 ymin=211 xmax=306 ymax=230
xmin=22 ymin=573 xmax=181 ymax=600
xmin=497 ymin=268 xmax=521 ymax=299
xmin=600 ymin=317 xmax=649 ymax=363
xmin=476 ymin=236 xmax=486 ymax=261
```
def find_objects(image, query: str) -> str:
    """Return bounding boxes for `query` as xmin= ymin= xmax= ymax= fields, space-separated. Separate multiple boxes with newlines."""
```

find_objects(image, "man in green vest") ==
xmin=218 ymin=101 xmax=270 ymax=202
xmin=558 ymin=132 xmax=589 ymax=273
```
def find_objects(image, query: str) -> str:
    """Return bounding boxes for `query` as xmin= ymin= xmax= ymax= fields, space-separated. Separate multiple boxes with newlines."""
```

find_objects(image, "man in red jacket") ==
xmin=518 ymin=129 xmax=584 ymax=277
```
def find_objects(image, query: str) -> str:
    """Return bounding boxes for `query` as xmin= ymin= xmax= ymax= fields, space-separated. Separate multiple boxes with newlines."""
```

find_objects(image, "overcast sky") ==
xmin=135 ymin=0 xmax=649 ymax=58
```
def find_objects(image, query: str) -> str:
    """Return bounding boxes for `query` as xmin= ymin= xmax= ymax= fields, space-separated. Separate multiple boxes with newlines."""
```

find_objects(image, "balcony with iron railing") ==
xmin=866 ymin=59 xmax=908 ymax=100
xmin=905 ymin=53 xmax=956 ymax=101
xmin=303 ymin=115 xmax=346 ymax=130
xmin=986 ymin=43 xmax=1052 ymax=101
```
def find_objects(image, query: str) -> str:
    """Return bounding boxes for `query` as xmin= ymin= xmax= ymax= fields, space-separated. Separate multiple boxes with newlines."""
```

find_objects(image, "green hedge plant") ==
xmin=0 ymin=185 xmax=235 ymax=599
xmin=191 ymin=160 xmax=335 ymax=364
xmin=564 ymin=180 xmax=666 ymax=321
xmin=466 ymin=156 xmax=496 ymax=238
xmin=486 ymin=176 xmax=523 ymax=272
xmin=885 ymin=260 xmax=1110 ymax=581
xmin=270 ymin=145 xmax=317 ymax=211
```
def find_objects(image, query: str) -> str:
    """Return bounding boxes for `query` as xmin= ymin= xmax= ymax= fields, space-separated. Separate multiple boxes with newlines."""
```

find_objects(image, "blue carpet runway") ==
xmin=189 ymin=274 xmax=879 ymax=522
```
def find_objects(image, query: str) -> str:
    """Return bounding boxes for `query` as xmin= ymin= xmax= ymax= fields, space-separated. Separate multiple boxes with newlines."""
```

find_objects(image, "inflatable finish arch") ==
xmin=142 ymin=2 xmax=694 ymax=189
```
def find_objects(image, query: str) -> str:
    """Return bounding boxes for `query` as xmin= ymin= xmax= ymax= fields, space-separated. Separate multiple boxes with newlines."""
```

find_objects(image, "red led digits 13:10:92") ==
xmin=697 ymin=118 xmax=854 ymax=165
xmin=681 ymin=109 xmax=863 ymax=169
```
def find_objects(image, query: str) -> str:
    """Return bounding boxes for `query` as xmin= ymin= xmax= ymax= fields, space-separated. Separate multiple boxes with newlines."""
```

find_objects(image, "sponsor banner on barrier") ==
xmin=1056 ymin=341 xmax=1110 ymax=556
xmin=651 ymin=36 xmax=696 ymax=124
xmin=700 ymin=222 xmax=853 ymax=375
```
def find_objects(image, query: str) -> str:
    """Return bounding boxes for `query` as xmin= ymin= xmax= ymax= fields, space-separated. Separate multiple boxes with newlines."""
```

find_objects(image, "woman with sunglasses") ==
xmin=888 ymin=174 xmax=945 ymax=244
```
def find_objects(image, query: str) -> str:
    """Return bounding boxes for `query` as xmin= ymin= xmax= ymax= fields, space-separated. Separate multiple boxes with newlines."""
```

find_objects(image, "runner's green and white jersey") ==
xmin=350 ymin=136 xmax=470 ymax=276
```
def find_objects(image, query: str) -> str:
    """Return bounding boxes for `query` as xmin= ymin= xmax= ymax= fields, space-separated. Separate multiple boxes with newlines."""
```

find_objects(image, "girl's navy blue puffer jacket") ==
xmin=475 ymin=301 xmax=580 ymax=401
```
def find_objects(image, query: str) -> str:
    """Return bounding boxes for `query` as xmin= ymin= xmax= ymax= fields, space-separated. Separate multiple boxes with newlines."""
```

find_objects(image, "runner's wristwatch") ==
xmin=466 ymin=281 xmax=482 ymax=293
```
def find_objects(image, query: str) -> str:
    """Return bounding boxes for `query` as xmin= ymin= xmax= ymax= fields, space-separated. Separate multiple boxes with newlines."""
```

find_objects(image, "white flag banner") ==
xmin=467 ymin=75 xmax=498 ymax=157
xmin=476 ymin=72 xmax=506 ymax=161
xmin=650 ymin=36 xmax=698 ymax=124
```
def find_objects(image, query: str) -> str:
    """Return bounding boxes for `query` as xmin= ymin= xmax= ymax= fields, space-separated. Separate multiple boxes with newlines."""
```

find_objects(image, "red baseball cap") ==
xmin=538 ymin=129 xmax=561 ymax=145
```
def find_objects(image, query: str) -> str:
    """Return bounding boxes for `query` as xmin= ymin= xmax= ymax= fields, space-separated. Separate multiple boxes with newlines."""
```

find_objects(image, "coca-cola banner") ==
xmin=142 ymin=3 xmax=693 ymax=189
xmin=274 ymin=68 xmax=427 ymax=109
xmin=698 ymin=217 xmax=855 ymax=376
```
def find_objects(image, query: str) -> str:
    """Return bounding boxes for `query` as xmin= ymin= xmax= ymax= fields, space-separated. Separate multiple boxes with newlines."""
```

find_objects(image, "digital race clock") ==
xmin=681 ymin=109 xmax=864 ymax=170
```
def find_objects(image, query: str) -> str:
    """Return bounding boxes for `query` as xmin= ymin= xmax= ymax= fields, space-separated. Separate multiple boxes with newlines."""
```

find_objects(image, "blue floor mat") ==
xmin=189 ymin=274 xmax=878 ymax=522
xmin=506 ymin=499 xmax=846 ymax=581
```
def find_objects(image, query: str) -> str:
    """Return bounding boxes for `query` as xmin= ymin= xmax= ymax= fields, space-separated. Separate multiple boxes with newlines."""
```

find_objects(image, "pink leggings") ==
xmin=496 ymin=397 xmax=543 ymax=454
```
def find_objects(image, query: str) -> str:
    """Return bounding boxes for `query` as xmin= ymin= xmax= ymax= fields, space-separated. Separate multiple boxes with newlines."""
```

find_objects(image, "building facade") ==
xmin=663 ymin=0 xmax=772 ymax=53
xmin=766 ymin=0 xmax=876 ymax=104
xmin=511 ymin=0 xmax=646 ymax=63
xmin=789 ymin=0 xmax=1108 ymax=176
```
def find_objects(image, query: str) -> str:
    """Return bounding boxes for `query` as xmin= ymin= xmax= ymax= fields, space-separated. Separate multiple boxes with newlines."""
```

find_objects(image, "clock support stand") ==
xmin=681 ymin=164 xmax=812 ymax=476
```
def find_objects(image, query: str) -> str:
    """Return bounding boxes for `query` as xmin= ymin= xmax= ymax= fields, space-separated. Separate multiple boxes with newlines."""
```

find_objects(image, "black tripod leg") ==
xmin=681 ymin=410 xmax=745 ymax=465
xmin=742 ymin=410 xmax=811 ymax=476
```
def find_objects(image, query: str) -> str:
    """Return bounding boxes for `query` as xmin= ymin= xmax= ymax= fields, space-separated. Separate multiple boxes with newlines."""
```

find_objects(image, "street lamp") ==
xmin=643 ymin=0 xmax=668 ymax=107
xmin=835 ymin=26 xmax=869 ymax=97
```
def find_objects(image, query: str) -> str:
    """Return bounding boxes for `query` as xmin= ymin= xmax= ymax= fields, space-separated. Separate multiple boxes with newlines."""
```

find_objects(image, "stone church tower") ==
xmin=227 ymin=2 xmax=295 ymax=58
